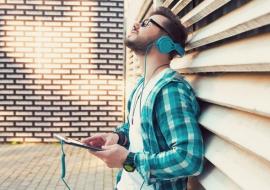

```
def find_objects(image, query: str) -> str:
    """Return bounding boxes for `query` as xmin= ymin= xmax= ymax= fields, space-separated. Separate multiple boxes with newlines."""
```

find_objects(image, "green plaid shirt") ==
xmin=115 ymin=68 xmax=204 ymax=190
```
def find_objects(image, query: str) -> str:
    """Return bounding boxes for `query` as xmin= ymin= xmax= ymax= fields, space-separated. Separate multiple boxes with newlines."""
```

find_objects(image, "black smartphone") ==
xmin=54 ymin=134 xmax=103 ymax=151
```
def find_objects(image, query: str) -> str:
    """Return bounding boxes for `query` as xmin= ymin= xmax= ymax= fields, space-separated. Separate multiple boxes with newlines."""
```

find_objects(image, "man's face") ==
xmin=124 ymin=14 xmax=168 ymax=55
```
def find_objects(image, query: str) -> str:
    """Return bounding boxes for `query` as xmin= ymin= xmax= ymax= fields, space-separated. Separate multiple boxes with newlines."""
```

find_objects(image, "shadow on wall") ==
xmin=0 ymin=1 xmax=124 ymax=143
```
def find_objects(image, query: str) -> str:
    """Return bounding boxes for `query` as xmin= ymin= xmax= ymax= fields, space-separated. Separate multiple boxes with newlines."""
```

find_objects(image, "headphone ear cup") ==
xmin=156 ymin=36 xmax=175 ymax=54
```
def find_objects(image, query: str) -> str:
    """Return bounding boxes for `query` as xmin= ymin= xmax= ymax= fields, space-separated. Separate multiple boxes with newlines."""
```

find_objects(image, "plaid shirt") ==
xmin=115 ymin=69 xmax=204 ymax=190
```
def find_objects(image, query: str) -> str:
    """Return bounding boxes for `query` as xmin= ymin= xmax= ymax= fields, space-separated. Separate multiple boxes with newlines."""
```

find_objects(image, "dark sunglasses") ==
xmin=140 ymin=18 xmax=171 ymax=36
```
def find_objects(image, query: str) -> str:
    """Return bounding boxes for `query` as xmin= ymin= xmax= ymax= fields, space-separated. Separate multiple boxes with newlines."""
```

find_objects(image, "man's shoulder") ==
xmin=162 ymin=71 xmax=193 ymax=93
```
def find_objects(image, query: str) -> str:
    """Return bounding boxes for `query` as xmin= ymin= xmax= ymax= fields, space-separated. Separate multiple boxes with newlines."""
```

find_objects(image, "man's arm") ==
xmin=134 ymin=82 xmax=204 ymax=183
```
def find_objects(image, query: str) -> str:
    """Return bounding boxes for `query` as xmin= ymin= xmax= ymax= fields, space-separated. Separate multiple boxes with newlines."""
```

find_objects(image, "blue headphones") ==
xmin=155 ymin=35 xmax=185 ymax=57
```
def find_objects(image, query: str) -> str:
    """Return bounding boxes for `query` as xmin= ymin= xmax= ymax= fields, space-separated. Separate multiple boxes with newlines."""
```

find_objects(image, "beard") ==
xmin=124 ymin=36 xmax=154 ymax=55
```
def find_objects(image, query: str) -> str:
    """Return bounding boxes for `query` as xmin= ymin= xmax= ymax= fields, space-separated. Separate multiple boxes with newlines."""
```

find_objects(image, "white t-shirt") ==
xmin=117 ymin=68 xmax=169 ymax=190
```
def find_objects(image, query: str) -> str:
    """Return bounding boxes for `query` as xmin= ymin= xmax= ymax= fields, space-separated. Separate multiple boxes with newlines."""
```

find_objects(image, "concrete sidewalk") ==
xmin=0 ymin=144 xmax=117 ymax=190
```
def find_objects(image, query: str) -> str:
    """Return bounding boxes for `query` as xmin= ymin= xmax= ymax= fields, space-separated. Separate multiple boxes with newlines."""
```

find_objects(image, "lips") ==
xmin=128 ymin=31 xmax=138 ymax=37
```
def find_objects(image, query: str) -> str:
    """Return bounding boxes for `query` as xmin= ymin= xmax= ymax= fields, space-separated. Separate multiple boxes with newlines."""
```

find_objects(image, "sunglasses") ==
xmin=140 ymin=18 xmax=171 ymax=36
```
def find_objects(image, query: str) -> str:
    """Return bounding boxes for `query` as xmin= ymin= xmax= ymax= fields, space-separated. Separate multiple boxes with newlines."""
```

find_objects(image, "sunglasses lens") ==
xmin=141 ymin=19 xmax=149 ymax=27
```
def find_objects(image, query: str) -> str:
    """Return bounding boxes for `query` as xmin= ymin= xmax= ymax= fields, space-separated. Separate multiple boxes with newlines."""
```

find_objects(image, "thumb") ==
xmin=102 ymin=144 xmax=115 ymax=150
xmin=104 ymin=139 xmax=115 ymax=146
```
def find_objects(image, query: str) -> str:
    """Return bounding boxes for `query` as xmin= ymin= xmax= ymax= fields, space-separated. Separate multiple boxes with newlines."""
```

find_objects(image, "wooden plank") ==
xmin=162 ymin=0 xmax=174 ymax=8
xmin=171 ymin=33 xmax=270 ymax=73
xmin=199 ymin=104 xmax=270 ymax=163
xmin=144 ymin=4 xmax=154 ymax=20
xmin=136 ymin=0 xmax=153 ymax=21
xmin=171 ymin=0 xmax=192 ymax=15
xmin=184 ymin=73 xmax=270 ymax=117
xmin=205 ymin=133 xmax=270 ymax=190
xmin=153 ymin=0 xmax=164 ymax=9
xmin=181 ymin=0 xmax=231 ymax=27
xmin=197 ymin=161 xmax=242 ymax=190
xmin=186 ymin=0 xmax=270 ymax=50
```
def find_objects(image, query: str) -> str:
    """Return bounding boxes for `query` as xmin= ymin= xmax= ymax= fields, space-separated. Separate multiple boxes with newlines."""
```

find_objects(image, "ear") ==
xmin=155 ymin=36 xmax=175 ymax=54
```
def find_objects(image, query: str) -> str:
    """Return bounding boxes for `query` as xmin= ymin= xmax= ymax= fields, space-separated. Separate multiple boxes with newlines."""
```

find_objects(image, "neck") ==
xmin=136 ymin=52 xmax=170 ymax=83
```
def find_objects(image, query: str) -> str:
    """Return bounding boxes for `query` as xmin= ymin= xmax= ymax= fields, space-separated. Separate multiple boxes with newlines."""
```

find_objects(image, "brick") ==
xmin=91 ymin=17 xmax=108 ymax=22
xmin=80 ymin=127 xmax=98 ymax=131
xmin=91 ymin=7 xmax=108 ymax=12
xmin=16 ymin=16 xmax=33 ymax=20
xmin=53 ymin=17 xmax=70 ymax=21
xmin=16 ymin=132 xmax=32 ymax=137
xmin=72 ymin=17 xmax=89 ymax=22
xmin=25 ymin=10 xmax=43 ymax=15
xmin=71 ymin=132 xmax=88 ymax=137
xmin=81 ymin=96 xmax=98 ymax=100
xmin=53 ymin=112 xmax=70 ymax=116
xmin=24 ymin=127 xmax=42 ymax=132
xmin=100 ymin=12 xmax=117 ymax=17
xmin=35 ymin=101 xmax=52 ymax=106
xmin=62 ymin=117 xmax=79 ymax=121
xmin=44 ymin=1 xmax=61 ymax=5
xmin=44 ymin=11 xmax=61 ymax=16
xmin=81 ymin=1 xmax=98 ymax=6
xmin=54 ymin=6 xmax=71 ymax=11
xmin=81 ymin=12 xmax=98 ymax=17
xmin=0 ymin=122 xmax=14 ymax=126
xmin=110 ymin=7 xmax=124 ymax=12
xmin=72 ymin=6 xmax=89 ymax=11
xmin=15 ymin=111 xmax=32 ymax=116
xmin=99 ymin=54 xmax=116 ymax=59
xmin=81 ymin=117 xmax=97 ymax=121
xmin=53 ymin=122 xmax=70 ymax=127
xmin=44 ymin=127 xmax=60 ymax=132
xmin=0 ymin=5 xmax=15 ymax=9
xmin=34 ymin=111 xmax=51 ymax=116
xmin=6 ymin=137 xmax=24 ymax=142
xmin=5 ymin=127 xmax=23 ymax=132
xmin=71 ymin=122 xmax=88 ymax=126
xmin=100 ymin=2 xmax=117 ymax=6
xmin=90 ymin=122 xmax=106 ymax=126
xmin=62 ymin=127 xmax=79 ymax=132
xmin=26 ymin=0 xmax=43 ymax=4
xmin=63 ymin=11 xmax=80 ymax=16
xmin=25 ymin=117 xmax=42 ymax=121
xmin=99 ymin=127 xmax=115 ymax=131
xmin=16 ymin=5 xmax=34 ymax=9
xmin=64 ymin=1 xmax=80 ymax=6
xmin=44 ymin=117 xmax=61 ymax=121
xmin=24 ymin=138 xmax=42 ymax=142
xmin=34 ymin=133 xmax=51 ymax=137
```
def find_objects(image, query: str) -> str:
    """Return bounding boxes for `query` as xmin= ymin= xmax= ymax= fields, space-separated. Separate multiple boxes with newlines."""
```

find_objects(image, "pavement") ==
xmin=0 ymin=143 xmax=118 ymax=190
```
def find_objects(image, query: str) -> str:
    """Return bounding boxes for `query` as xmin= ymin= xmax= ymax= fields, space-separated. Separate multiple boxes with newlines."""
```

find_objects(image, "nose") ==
xmin=133 ymin=22 xmax=140 ymax=31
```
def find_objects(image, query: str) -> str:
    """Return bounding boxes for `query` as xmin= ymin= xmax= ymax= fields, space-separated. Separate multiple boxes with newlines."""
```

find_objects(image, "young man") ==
xmin=82 ymin=7 xmax=204 ymax=190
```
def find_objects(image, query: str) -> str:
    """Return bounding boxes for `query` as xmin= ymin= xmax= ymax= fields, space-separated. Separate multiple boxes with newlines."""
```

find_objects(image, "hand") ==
xmin=82 ymin=133 xmax=119 ymax=148
xmin=91 ymin=144 xmax=129 ymax=168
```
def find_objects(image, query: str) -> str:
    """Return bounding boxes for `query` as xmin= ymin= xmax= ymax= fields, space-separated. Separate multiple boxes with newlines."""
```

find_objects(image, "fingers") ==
xmin=104 ymin=139 xmax=115 ymax=146
xmin=82 ymin=136 xmax=98 ymax=144
xmin=82 ymin=135 xmax=105 ymax=146
xmin=102 ymin=144 xmax=116 ymax=150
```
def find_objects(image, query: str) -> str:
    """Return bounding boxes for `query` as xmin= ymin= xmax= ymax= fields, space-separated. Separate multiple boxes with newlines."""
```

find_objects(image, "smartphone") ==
xmin=54 ymin=134 xmax=103 ymax=151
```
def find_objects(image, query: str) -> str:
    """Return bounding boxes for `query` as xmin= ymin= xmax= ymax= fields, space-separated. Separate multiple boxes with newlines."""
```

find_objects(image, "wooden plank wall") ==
xmin=124 ymin=0 xmax=270 ymax=189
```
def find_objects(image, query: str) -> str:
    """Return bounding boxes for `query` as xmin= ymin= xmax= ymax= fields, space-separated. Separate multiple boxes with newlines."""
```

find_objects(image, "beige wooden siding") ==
xmin=124 ymin=0 xmax=270 ymax=189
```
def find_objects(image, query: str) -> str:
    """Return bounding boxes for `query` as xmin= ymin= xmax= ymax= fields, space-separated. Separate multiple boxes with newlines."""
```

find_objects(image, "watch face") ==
xmin=124 ymin=164 xmax=135 ymax=172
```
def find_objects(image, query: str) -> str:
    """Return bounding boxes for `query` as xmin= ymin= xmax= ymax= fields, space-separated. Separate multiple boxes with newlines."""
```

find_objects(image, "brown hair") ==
xmin=150 ymin=7 xmax=188 ymax=59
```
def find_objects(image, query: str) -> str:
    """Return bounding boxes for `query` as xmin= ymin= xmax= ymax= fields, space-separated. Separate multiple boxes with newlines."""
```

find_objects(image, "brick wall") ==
xmin=0 ymin=0 xmax=124 ymax=143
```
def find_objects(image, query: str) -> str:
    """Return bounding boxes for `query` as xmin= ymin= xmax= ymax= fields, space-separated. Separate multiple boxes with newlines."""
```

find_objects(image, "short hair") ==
xmin=150 ymin=7 xmax=188 ymax=59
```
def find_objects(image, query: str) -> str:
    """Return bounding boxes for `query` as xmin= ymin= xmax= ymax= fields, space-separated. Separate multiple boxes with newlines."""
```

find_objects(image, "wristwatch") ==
xmin=123 ymin=152 xmax=136 ymax=172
